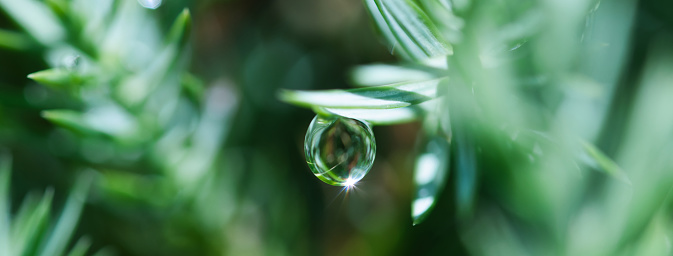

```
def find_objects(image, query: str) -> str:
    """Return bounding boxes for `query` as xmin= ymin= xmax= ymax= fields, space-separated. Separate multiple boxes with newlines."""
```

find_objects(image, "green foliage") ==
xmin=364 ymin=0 xmax=452 ymax=61
xmin=0 ymin=0 xmax=237 ymax=254
xmin=1 ymin=0 xmax=673 ymax=255
xmin=281 ymin=0 xmax=673 ymax=254
xmin=0 ymin=153 xmax=94 ymax=256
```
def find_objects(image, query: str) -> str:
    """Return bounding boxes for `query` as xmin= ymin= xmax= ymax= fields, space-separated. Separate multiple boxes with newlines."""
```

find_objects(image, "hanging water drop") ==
xmin=304 ymin=115 xmax=376 ymax=186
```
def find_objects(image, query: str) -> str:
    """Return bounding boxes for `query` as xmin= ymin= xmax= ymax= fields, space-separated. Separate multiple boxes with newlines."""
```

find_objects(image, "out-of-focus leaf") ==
xmin=279 ymin=78 xmax=444 ymax=109
xmin=38 ymin=171 xmax=93 ymax=256
xmin=0 ymin=29 xmax=34 ymax=51
xmin=44 ymin=0 xmax=68 ymax=19
xmin=116 ymin=45 xmax=178 ymax=107
xmin=412 ymin=136 xmax=450 ymax=225
xmin=42 ymin=106 xmax=138 ymax=139
xmin=11 ymin=190 xmax=53 ymax=256
xmin=418 ymin=0 xmax=464 ymax=44
xmin=350 ymin=63 xmax=445 ymax=87
xmin=364 ymin=0 xmax=451 ymax=61
xmin=27 ymin=69 xmax=89 ymax=90
xmin=100 ymin=171 xmax=173 ymax=207
xmin=41 ymin=110 xmax=102 ymax=137
xmin=0 ymin=0 xmax=65 ymax=45
xmin=0 ymin=153 xmax=11 ymax=256
xmin=65 ymin=237 xmax=91 ymax=256
xmin=579 ymin=140 xmax=631 ymax=184
xmin=166 ymin=8 xmax=192 ymax=48
xmin=181 ymin=72 xmax=206 ymax=104
xmin=455 ymin=131 xmax=477 ymax=219
xmin=318 ymin=98 xmax=439 ymax=125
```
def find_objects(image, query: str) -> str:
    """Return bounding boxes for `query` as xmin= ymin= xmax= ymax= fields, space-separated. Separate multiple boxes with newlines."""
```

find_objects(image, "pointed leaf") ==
xmin=41 ymin=110 xmax=101 ymax=137
xmin=166 ymin=8 xmax=192 ymax=47
xmin=11 ymin=190 xmax=53 ymax=256
xmin=38 ymin=171 xmax=94 ymax=256
xmin=279 ymin=78 xmax=444 ymax=110
xmin=364 ymin=0 xmax=451 ymax=61
xmin=28 ymin=69 xmax=89 ymax=90
xmin=0 ymin=29 xmax=34 ymax=51
xmin=319 ymin=98 xmax=439 ymax=125
xmin=65 ymin=237 xmax=91 ymax=256
xmin=350 ymin=63 xmax=444 ymax=87
xmin=0 ymin=0 xmax=65 ymax=45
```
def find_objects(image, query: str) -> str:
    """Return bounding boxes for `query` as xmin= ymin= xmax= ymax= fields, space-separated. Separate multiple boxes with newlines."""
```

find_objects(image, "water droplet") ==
xmin=304 ymin=115 xmax=376 ymax=186
xmin=63 ymin=55 xmax=80 ymax=70
xmin=137 ymin=0 xmax=162 ymax=9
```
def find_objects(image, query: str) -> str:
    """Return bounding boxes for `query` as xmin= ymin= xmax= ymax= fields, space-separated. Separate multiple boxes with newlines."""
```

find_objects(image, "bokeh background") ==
xmin=0 ymin=0 xmax=454 ymax=255
xmin=1 ymin=0 xmax=673 ymax=255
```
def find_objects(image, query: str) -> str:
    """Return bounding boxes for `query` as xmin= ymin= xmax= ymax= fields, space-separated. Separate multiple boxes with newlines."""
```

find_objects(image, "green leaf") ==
xmin=0 ymin=0 xmax=65 ymax=46
xmin=350 ymin=63 xmax=445 ymax=87
xmin=181 ymin=72 xmax=206 ymax=103
xmin=11 ymin=190 xmax=53 ymax=256
xmin=38 ymin=171 xmax=94 ymax=256
xmin=65 ymin=237 xmax=91 ymax=256
xmin=279 ymin=78 xmax=445 ymax=110
xmin=579 ymin=140 xmax=631 ymax=185
xmin=364 ymin=0 xmax=451 ymax=61
xmin=28 ymin=68 xmax=89 ymax=90
xmin=0 ymin=29 xmax=34 ymax=51
xmin=41 ymin=110 xmax=101 ymax=137
xmin=44 ymin=0 xmax=68 ymax=19
xmin=412 ymin=136 xmax=450 ymax=225
xmin=166 ymin=8 xmax=192 ymax=48
xmin=318 ymin=98 xmax=439 ymax=125
xmin=0 ymin=152 xmax=11 ymax=256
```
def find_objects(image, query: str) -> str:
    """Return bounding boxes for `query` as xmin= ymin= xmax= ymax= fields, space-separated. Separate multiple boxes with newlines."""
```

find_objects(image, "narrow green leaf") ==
xmin=27 ymin=68 xmax=89 ymax=90
xmin=364 ymin=0 xmax=406 ymax=58
xmin=11 ymin=190 xmax=53 ymax=256
xmin=91 ymin=247 xmax=114 ymax=256
xmin=412 ymin=137 xmax=450 ymax=225
xmin=38 ymin=171 xmax=94 ymax=256
xmin=0 ymin=29 xmax=34 ymax=51
xmin=46 ymin=105 xmax=138 ymax=139
xmin=319 ymin=98 xmax=439 ymax=125
xmin=365 ymin=0 xmax=451 ymax=61
xmin=41 ymin=110 xmax=100 ymax=137
xmin=579 ymin=140 xmax=631 ymax=185
xmin=116 ymin=45 xmax=178 ymax=107
xmin=181 ymin=72 xmax=206 ymax=103
xmin=0 ymin=0 xmax=65 ymax=45
xmin=279 ymin=78 xmax=444 ymax=109
xmin=65 ymin=237 xmax=91 ymax=256
xmin=0 ymin=152 xmax=11 ymax=256
xmin=417 ymin=0 xmax=464 ymax=45
xmin=166 ymin=8 xmax=192 ymax=47
xmin=350 ymin=63 xmax=444 ymax=87
xmin=44 ymin=0 xmax=69 ymax=19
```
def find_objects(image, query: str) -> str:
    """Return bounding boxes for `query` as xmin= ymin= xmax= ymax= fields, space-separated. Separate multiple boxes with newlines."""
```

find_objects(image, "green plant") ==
xmin=281 ymin=0 xmax=673 ymax=254
xmin=0 ymin=153 xmax=96 ymax=256
xmin=0 ymin=0 xmax=239 ymax=254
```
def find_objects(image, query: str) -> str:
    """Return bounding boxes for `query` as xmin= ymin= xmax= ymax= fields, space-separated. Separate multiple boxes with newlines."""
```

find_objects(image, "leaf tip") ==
xmin=167 ymin=8 xmax=192 ymax=46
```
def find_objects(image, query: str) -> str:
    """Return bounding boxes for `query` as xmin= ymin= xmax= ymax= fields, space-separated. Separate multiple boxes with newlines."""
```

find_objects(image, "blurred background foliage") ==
xmin=0 ymin=0 xmax=672 ymax=255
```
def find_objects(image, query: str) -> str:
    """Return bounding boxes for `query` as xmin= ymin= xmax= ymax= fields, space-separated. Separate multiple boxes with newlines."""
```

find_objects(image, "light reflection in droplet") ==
xmin=137 ymin=0 xmax=162 ymax=9
xmin=343 ymin=178 xmax=357 ymax=187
